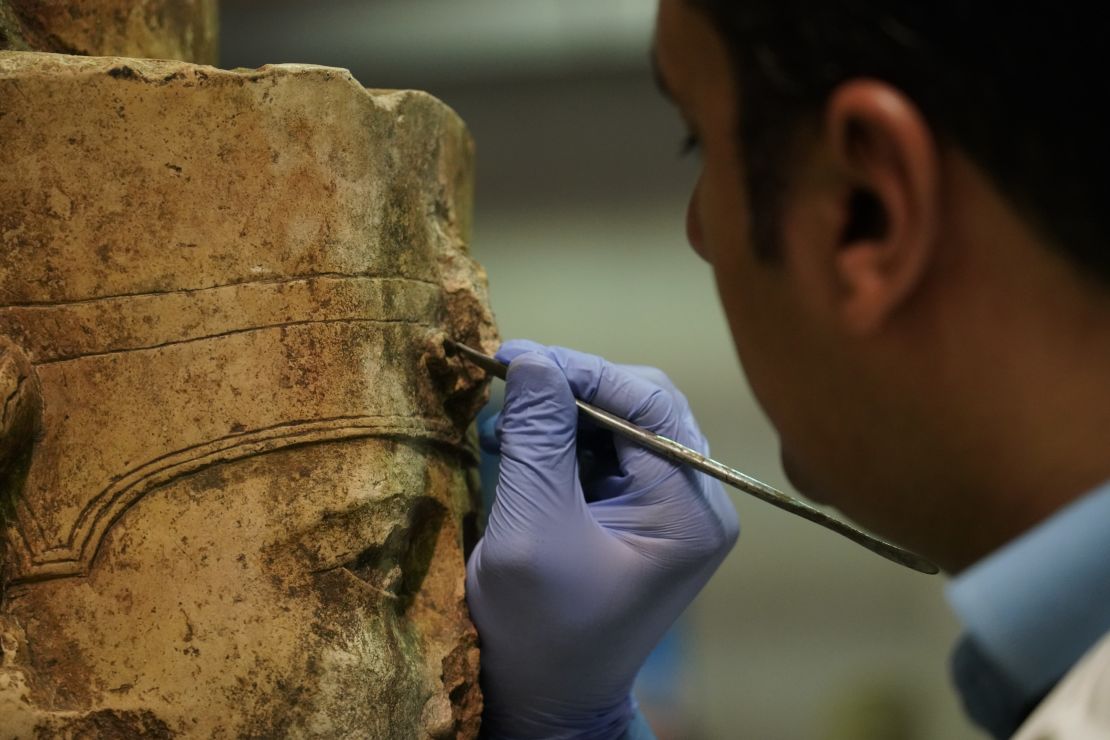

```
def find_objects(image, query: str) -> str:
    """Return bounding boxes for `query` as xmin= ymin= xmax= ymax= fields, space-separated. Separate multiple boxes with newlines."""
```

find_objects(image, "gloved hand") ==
xmin=466 ymin=340 xmax=740 ymax=739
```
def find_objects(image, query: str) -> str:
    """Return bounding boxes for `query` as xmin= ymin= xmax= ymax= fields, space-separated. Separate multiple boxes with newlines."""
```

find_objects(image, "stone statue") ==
xmin=0 ymin=43 xmax=495 ymax=739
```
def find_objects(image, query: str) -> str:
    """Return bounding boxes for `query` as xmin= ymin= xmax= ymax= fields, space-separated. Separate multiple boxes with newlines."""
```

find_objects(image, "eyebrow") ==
xmin=649 ymin=46 xmax=675 ymax=102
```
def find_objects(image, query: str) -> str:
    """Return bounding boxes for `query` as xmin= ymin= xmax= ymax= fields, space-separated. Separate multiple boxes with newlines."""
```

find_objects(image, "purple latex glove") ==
xmin=466 ymin=340 xmax=740 ymax=739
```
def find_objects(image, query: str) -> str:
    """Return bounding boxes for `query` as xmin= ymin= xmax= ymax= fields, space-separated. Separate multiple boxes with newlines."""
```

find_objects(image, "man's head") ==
xmin=653 ymin=0 xmax=1110 ymax=571
xmin=673 ymin=1 xmax=1110 ymax=277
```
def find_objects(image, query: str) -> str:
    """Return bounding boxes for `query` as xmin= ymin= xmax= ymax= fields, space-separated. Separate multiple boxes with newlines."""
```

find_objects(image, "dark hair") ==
xmin=689 ymin=1 xmax=1110 ymax=280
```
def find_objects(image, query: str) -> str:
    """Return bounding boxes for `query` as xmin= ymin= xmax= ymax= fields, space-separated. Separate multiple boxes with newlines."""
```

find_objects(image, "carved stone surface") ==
xmin=0 ymin=51 xmax=496 ymax=738
xmin=0 ymin=0 xmax=218 ymax=64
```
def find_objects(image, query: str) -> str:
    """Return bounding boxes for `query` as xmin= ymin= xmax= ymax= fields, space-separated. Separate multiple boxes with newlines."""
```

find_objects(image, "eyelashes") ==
xmin=679 ymin=131 xmax=701 ymax=158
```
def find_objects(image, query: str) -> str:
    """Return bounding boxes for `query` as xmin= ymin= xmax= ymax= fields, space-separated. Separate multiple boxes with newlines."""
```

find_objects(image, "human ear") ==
xmin=824 ymin=80 xmax=940 ymax=334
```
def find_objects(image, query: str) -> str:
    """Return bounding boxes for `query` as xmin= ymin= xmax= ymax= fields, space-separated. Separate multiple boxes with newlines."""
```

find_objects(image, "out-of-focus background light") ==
xmin=221 ymin=3 xmax=983 ymax=737
xmin=225 ymin=0 xmax=656 ymax=82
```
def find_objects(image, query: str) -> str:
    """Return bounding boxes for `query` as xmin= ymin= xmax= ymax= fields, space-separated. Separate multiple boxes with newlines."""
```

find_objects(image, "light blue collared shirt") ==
xmin=630 ymin=481 xmax=1110 ymax=740
xmin=946 ymin=480 xmax=1110 ymax=702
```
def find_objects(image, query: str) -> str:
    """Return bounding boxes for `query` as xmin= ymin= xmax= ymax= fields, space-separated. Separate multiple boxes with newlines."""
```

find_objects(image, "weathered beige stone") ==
xmin=0 ymin=51 xmax=497 ymax=738
xmin=0 ymin=0 xmax=218 ymax=64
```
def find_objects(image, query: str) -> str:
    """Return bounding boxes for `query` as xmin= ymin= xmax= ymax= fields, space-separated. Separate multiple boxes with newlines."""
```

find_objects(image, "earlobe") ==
xmin=825 ymin=80 xmax=940 ymax=335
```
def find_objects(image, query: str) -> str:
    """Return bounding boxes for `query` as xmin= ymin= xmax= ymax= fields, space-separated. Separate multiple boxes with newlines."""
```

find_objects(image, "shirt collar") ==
xmin=946 ymin=480 xmax=1110 ymax=699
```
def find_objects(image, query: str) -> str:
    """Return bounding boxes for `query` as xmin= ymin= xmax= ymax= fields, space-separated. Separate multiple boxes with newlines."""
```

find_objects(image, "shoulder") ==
xmin=1014 ymin=630 xmax=1110 ymax=739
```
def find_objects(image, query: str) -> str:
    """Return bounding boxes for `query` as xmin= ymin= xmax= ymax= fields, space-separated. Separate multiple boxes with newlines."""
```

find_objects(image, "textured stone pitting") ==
xmin=0 ymin=51 xmax=494 ymax=738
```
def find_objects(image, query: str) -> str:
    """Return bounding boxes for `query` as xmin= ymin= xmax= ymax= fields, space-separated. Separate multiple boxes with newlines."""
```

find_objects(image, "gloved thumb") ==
xmin=493 ymin=351 xmax=583 ymax=516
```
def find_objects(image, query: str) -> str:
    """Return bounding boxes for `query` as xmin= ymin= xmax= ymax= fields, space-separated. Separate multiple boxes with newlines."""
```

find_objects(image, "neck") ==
xmin=919 ymin=158 xmax=1110 ymax=571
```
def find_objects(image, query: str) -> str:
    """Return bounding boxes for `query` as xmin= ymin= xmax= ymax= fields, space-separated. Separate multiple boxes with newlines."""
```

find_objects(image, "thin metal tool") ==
xmin=446 ymin=339 xmax=939 ymax=575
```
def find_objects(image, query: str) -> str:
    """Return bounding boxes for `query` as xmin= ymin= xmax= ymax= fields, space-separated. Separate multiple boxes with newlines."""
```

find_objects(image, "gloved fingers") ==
xmin=606 ymin=364 xmax=711 ymax=466
xmin=495 ymin=338 xmax=549 ymax=366
xmin=609 ymin=413 xmax=711 ymax=483
xmin=542 ymin=347 xmax=688 ymax=493
xmin=536 ymin=346 xmax=683 ymax=438
xmin=590 ymin=470 xmax=740 ymax=550
xmin=498 ymin=344 xmax=713 ymax=500
xmin=492 ymin=350 xmax=587 ymax=516
xmin=482 ymin=408 xmax=628 ymax=478
xmin=496 ymin=342 xmax=691 ymax=438
xmin=614 ymin=363 xmax=693 ymax=420
xmin=588 ymin=415 xmax=714 ymax=508
xmin=479 ymin=400 xmax=661 ymax=505
xmin=489 ymin=342 xmax=718 ymax=505
xmin=562 ymin=352 xmax=709 ymax=486
xmin=610 ymin=363 xmax=715 ymax=462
